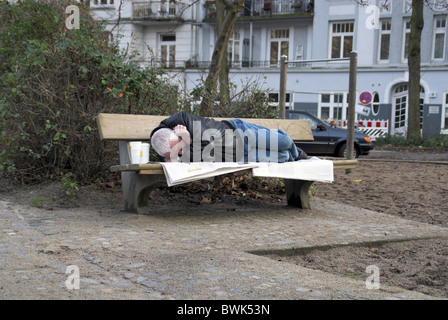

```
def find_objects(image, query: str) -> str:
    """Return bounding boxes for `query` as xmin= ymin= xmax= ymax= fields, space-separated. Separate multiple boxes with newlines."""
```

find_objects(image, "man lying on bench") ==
xmin=150 ymin=111 xmax=308 ymax=163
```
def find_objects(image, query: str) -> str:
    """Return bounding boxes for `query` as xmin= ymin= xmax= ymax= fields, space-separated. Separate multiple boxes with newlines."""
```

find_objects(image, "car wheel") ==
xmin=337 ymin=143 xmax=359 ymax=158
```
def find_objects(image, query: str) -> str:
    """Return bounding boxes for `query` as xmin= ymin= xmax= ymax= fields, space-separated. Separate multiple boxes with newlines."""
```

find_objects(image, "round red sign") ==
xmin=359 ymin=91 xmax=372 ymax=105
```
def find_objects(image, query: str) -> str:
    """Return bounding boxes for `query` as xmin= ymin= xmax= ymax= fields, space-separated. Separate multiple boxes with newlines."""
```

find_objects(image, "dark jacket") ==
xmin=150 ymin=111 xmax=234 ymax=162
xmin=151 ymin=111 xmax=307 ymax=162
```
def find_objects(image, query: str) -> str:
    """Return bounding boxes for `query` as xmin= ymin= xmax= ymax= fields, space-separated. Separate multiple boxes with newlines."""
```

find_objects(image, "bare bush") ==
xmin=0 ymin=0 xmax=179 ymax=184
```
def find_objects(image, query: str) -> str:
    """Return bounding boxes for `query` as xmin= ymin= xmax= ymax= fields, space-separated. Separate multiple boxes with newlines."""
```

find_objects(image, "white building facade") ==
xmin=90 ymin=0 xmax=448 ymax=138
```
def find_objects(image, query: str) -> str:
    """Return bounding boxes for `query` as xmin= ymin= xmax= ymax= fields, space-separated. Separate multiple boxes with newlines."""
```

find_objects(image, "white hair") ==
xmin=151 ymin=128 xmax=172 ymax=156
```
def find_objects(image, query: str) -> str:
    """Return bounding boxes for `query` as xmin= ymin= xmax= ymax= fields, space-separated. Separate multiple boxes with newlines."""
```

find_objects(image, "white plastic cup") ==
xmin=129 ymin=141 xmax=142 ymax=164
xmin=140 ymin=143 xmax=150 ymax=164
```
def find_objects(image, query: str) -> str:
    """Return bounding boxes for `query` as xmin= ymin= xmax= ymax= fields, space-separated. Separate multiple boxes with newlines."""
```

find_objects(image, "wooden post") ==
xmin=346 ymin=51 xmax=357 ymax=173
xmin=279 ymin=55 xmax=287 ymax=119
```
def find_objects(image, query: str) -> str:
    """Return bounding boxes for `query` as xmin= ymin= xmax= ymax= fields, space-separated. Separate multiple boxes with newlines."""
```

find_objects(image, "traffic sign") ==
xmin=356 ymin=104 xmax=370 ymax=116
xmin=359 ymin=91 xmax=372 ymax=105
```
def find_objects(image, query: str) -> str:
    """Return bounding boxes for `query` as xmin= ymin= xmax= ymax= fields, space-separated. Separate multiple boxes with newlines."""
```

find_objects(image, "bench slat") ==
xmin=97 ymin=113 xmax=167 ymax=141
xmin=139 ymin=169 xmax=165 ymax=175
xmin=217 ymin=117 xmax=314 ymax=141
xmin=110 ymin=163 xmax=164 ymax=172
xmin=97 ymin=113 xmax=314 ymax=142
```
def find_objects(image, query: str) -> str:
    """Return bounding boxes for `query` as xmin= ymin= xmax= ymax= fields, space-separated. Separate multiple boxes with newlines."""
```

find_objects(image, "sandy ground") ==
xmin=1 ymin=147 xmax=447 ymax=299
xmin=273 ymin=147 xmax=448 ymax=298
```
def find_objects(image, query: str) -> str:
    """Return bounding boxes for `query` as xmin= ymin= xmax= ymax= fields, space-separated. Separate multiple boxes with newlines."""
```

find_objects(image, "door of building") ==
xmin=391 ymin=83 xmax=425 ymax=136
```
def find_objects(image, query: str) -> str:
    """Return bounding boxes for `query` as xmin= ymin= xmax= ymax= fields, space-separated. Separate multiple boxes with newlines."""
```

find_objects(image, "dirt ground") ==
xmin=270 ymin=147 xmax=448 ymax=299
xmin=1 ymin=147 xmax=448 ymax=299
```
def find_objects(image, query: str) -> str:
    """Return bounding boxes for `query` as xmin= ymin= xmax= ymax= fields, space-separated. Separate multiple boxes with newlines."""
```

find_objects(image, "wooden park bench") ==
xmin=97 ymin=113 xmax=357 ymax=214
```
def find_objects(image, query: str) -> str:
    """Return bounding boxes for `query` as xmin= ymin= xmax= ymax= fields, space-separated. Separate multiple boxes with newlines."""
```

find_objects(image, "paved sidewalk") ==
xmin=0 ymin=198 xmax=446 ymax=300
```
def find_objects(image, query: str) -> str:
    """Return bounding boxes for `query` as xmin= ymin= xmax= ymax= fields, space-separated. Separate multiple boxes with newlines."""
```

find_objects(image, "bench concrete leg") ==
xmin=284 ymin=179 xmax=314 ymax=209
xmin=121 ymin=171 xmax=166 ymax=214
xmin=118 ymin=141 xmax=167 ymax=214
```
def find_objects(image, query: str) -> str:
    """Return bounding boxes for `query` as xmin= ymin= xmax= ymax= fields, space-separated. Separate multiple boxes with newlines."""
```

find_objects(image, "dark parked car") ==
xmin=286 ymin=110 xmax=373 ymax=158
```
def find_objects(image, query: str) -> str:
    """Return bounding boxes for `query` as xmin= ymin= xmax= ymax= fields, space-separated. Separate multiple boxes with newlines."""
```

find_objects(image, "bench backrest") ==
xmin=97 ymin=113 xmax=314 ymax=142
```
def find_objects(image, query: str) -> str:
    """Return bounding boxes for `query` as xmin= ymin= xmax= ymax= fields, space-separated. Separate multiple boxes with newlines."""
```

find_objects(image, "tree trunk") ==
xmin=199 ymin=0 xmax=244 ymax=117
xmin=407 ymin=0 xmax=424 ymax=141
xmin=216 ymin=0 xmax=231 ymax=113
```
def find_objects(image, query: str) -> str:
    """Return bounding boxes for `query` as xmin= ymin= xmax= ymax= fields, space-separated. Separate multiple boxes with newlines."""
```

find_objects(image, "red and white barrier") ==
xmin=331 ymin=119 xmax=389 ymax=141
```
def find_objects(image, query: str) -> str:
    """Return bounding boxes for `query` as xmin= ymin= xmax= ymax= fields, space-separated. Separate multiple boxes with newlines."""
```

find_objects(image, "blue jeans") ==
xmin=226 ymin=119 xmax=300 ymax=163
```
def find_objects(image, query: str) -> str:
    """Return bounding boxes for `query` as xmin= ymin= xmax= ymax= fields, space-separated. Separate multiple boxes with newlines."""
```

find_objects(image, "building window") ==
xmin=268 ymin=93 xmax=290 ymax=110
xmin=372 ymin=92 xmax=380 ymax=115
xmin=227 ymin=29 xmax=241 ymax=67
xmin=394 ymin=95 xmax=407 ymax=129
xmin=319 ymin=93 xmax=348 ymax=121
xmin=160 ymin=34 xmax=176 ymax=68
xmin=433 ymin=16 xmax=447 ymax=60
xmin=320 ymin=94 xmax=330 ymax=119
xmin=419 ymin=86 xmax=425 ymax=129
xmin=402 ymin=19 xmax=411 ymax=61
xmin=330 ymin=22 xmax=354 ymax=59
xmin=270 ymin=29 xmax=289 ymax=66
xmin=169 ymin=1 xmax=177 ymax=16
xmin=93 ymin=0 xmax=114 ymax=5
xmin=379 ymin=19 xmax=391 ymax=61
xmin=443 ymin=92 xmax=448 ymax=131
xmin=333 ymin=93 xmax=344 ymax=120
xmin=158 ymin=0 xmax=178 ymax=16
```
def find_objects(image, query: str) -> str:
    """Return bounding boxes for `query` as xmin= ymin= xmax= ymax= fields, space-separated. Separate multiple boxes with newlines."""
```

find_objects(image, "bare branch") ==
xmin=109 ymin=0 xmax=123 ymax=35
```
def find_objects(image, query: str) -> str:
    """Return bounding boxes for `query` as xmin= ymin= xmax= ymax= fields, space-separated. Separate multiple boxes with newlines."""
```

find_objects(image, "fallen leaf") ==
xmin=201 ymin=197 xmax=211 ymax=203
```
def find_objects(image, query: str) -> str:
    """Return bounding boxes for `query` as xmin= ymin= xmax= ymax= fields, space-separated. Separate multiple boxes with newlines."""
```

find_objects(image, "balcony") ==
xmin=132 ymin=1 xmax=188 ymax=21
xmin=205 ymin=0 xmax=314 ymax=19
xmin=149 ymin=60 xmax=312 ymax=69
